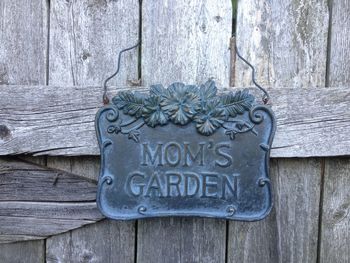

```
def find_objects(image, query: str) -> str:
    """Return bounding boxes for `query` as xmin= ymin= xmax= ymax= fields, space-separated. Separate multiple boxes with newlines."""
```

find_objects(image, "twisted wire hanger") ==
xmin=102 ymin=40 xmax=270 ymax=105
xmin=102 ymin=40 xmax=141 ymax=104
xmin=234 ymin=45 xmax=270 ymax=104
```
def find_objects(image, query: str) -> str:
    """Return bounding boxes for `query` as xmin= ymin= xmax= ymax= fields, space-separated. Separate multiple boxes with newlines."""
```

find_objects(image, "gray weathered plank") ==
xmin=0 ymin=0 xmax=48 ymax=260
xmin=141 ymin=0 xmax=231 ymax=88
xmin=137 ymin=1 xmax=231 ymax=262
xmin=45 ymin=159 xmax=136 ymax=263
xmin=138 ymin=218 xmax=226 ymax=263
xmin=320 ymin=1 xmax=350 ymax=262
xmin=0 ymin=202 xmax=101 ymax=221
xmin=46 ymin=1 xmax=138 ymax=262
xmin=228 ymin=159 xmax=321 ymax=262
xmin=327 ymin=0 xmax=350 ymax=86
xmin=0 ymin=85 xmax=349 ymax=157
xmin=228 ymin=0 xmax=328 ymax=262
xmin=1 ymin=240 xmax=45 ymax=263
xmin=0 ymin=0 xmax=48 ymax=86
xmin=46 ymin=220 xmax=135 ymax=263
xmin=235 ymin=0 xmax=329 ymax=88
xmin=0 ymin=157 xmax=97 ymax=202
xmin=272 ymin=160 xmax=321 ymax=263
xmin=0 ymin=157 xmax=103 ymax=243
xmin=320 ymin=158 xmax=350 ymax=263
xmin=48 ymin=0 xmax=139 ymax=86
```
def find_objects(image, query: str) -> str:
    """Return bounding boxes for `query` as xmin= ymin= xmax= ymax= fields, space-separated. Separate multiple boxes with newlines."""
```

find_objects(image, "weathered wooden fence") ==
xmin=0 ymin=0 xmax=349 ymax=262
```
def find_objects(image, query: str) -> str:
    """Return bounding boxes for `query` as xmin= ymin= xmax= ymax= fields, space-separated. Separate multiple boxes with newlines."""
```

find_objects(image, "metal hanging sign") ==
xmin=96 ymin=78 xmax=276 ymax=221
xmin=95 ymin=41 xmax=276 ymax=221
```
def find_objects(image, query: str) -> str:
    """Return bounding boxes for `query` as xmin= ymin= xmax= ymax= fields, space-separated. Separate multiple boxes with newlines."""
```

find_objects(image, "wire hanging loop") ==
xmin=235 ymin=45 xmax=270 ymax=104
xmin=102 ymin=41 xmax=141 ymax=105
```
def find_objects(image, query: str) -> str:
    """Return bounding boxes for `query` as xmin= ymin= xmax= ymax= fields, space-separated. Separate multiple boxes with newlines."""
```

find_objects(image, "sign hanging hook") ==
xmin=102 ymin=41 xmax=270 ymax=105
xmin=102 ymin=41 xmax=141 ymax=105
xmin=234 ymin=45 xmax=270 ymax=104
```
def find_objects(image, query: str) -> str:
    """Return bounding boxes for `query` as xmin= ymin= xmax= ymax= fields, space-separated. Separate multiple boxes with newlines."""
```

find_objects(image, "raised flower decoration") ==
xmin=111 ymin=80 xmax=256 ymax=139
xmin=195 ymin=99 xmax=226 ymax=135
xmin=161 ymin=82 xmax=200 ymax=125
xmin=142 ymin=96 xmax=168 ymax=127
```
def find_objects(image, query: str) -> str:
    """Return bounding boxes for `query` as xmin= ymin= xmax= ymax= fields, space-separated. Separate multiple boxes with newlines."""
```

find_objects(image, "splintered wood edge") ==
xmin=0 ymin=157 xmax=104 ymax=243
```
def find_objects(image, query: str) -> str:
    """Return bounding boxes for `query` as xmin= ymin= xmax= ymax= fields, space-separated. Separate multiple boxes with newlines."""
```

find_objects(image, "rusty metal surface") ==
xmin=95 ymin=81 xmax=276 ymax=221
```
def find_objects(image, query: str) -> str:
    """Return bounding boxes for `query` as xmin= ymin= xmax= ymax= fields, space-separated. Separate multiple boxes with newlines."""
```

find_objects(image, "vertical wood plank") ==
xmin=141 ymin=0 xmax=231 ymax=88
xmin=46 ymin=0 xmax=139 ymax=262
xmin=228 ymin=0 xmax=329 ymax=262
xmin=46 ymin=220 xmax=135 ymax=263
xmin=0 ymin=0 xmax=48 ymax=85
xmin=1 ymin=241 xmax=45 ymax=263
xmin=0 ymin=0 xmax=48 ymax=262
xmin=138 ymin=1 xmax=231 ymax=262
xmin=234 ymin=0 xmax=329 ymax=88
xmin=229 ymin=159 xmax=322 ymax=262
xmin=320 ymin=158 xmax=350 ymax=263
xmin=320 ymin=1 xmax=350 ymax=262
xmin=48 ymin=0 xmax=138 ymax=86
xmin=327 ymin=0 xmax=350 ymax=86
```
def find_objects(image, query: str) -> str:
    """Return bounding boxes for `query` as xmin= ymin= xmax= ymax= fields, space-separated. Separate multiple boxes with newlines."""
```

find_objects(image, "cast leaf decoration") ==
xmin=112 ymin=91 xmax=145 ymax=118
xmin=220 ymin=90 xmax=255 ymax=118
xmin=110 ymin=80 xmax=256 ymax=137
xmin=199 ymin=79 xmax=217 ymax=108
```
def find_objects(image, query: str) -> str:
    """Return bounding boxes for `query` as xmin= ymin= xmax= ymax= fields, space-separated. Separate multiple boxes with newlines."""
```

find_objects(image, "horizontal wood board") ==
xmin=0 ymin=85 xmax=349 ymax=157
xmin=0 ymin=157 xmax=103 ymax=243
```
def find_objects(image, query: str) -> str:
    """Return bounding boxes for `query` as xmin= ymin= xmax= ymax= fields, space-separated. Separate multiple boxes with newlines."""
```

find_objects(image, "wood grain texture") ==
xmin=45 ymin=158 xmax=135 ymax=263
xmin=320 ymin=158 xmax=350 ymax=263
xmin=228 ymin=0 xmax=328 ymax=262
xmin=46 ymin=220 xmax=135 ymax=263
xmin=327 ymin=0 xmax=350 ymax=86
xmin=0 ymin=157 xmax=103 ymax=243
xmin=228 ymin=159 xmax=321 ymax=262
xmin=137 ymin=1 xmax=231 ymax=262
xmin=46 ymin=1 xmax=138 ymax=262
xmin=0 ymin=240 xmax=45 ymax=263
xmin=235 ymin=0 xmax=329 ymax=88
xmin=0 ymin=85 xmax=349 ymax=157
xmin=49 ymin=0 xmax=139 ymax=86
xmin=0 ymin=0 xmax=48 ymax=85
xmin=320 ymin=1 xmax=350 ymax=262
xmin=141 ymin=0 xmax=231 ymax=88
xmin=0 ymin=157 xmax=97 ymax=202
xmin=138 ymin=218 xmax=226 ymax=263
xmin=0 ymin=0 xmax=48 ymax=259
